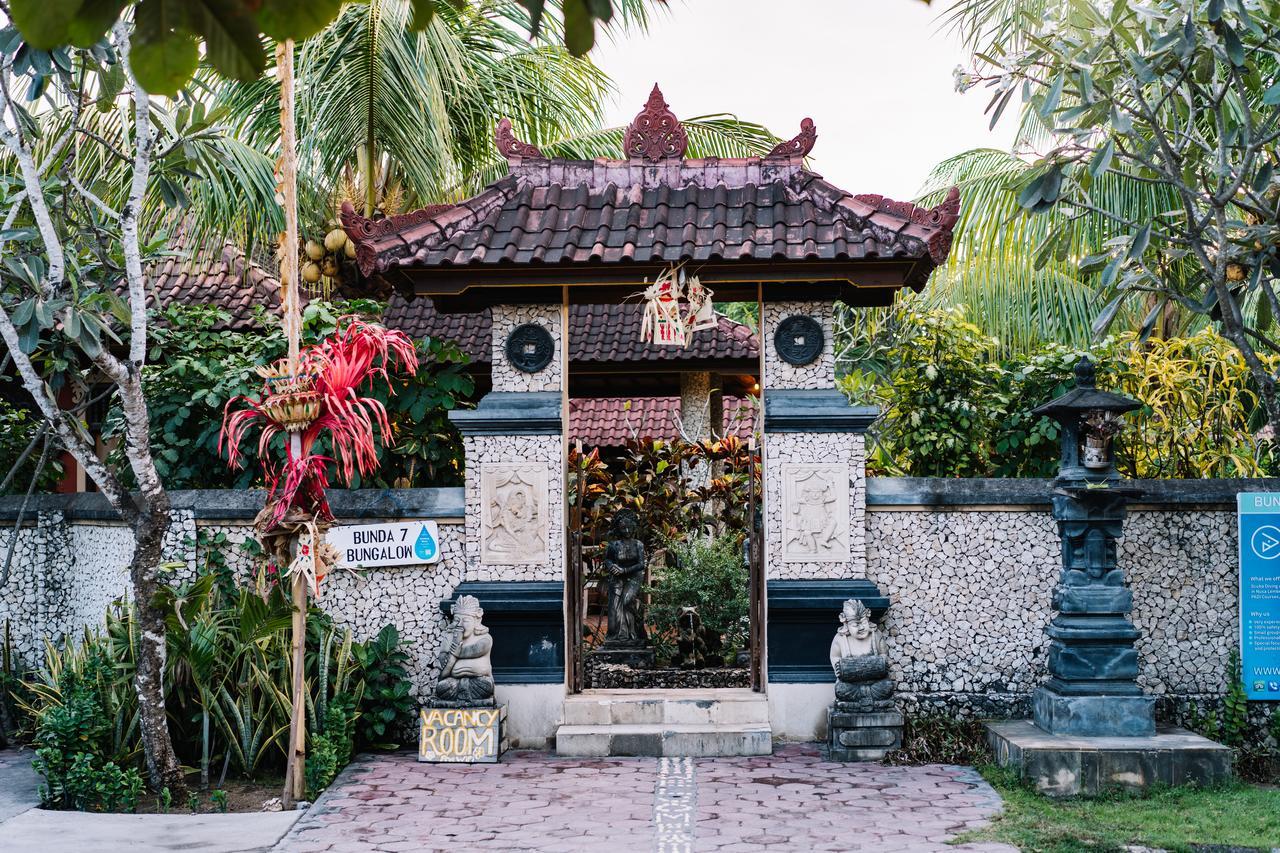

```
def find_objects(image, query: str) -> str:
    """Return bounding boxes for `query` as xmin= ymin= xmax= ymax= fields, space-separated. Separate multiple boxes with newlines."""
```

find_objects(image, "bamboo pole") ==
xmin=276 ymin=38 xmax=308 ymax=809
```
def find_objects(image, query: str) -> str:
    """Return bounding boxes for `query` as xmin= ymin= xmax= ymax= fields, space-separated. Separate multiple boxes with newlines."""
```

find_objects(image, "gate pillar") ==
xmin=760 ymin=299 xmax=886 ymax=737
xmin=448 ymin=304 xmax=566 ymax=734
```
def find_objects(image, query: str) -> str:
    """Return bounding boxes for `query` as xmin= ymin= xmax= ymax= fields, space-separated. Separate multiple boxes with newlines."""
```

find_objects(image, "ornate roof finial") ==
xmin=494 ymin=117 xmax=544 ymax=160
xmin=624 ymin=84 xmax=688 ymax=162
xmin=766 ymin=118 xmax=817 ymax=159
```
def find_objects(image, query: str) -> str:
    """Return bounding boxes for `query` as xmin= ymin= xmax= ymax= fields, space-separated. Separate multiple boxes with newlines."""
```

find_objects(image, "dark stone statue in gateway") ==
xmin=603 ymin=509 xmax=647 ymax=648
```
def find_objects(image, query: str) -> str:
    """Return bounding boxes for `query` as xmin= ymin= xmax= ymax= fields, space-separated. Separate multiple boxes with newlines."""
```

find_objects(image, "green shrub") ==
xmin=646 ymin=534 xmax=749 ymax=663
xmin=30 ymin=646 xmax=143 ymax=812
xmin=840 ymin=297 xmax=1278 ymax=478
xmin=353 ymin=625 xmax=414 ymax=750
xmin=305 ymin=693 xmax=357 ymax=799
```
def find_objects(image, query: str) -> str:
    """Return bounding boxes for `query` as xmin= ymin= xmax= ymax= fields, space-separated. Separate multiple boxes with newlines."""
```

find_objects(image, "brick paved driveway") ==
xmin=277 ymin=744 xmax=1013 ymax=853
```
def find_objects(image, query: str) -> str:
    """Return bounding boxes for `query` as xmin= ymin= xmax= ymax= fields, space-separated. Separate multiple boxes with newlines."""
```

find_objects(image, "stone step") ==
xmin=554 ymin=723 xmax=773 ymax=757
xmin=562 ymin=688 xmax=770 ymax=727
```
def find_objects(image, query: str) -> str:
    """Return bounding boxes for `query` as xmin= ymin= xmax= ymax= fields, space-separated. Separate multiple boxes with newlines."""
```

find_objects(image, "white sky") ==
xmin=590 ymin=0 xmax=1018 ymax=201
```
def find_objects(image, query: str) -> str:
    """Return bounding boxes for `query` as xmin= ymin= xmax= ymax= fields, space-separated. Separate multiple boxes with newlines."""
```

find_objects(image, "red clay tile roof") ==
xmin=569 ymin=396 xmax=756 ymax=447
xmin=145 ymin=245 xmax=759 ymax=366
xmin=383 ymin=296 xmax=758 ymax=365
xmin=143 ymin=243 xmax=284 ymax=330
xmin=340 ymin=86 xmax=960 ymax=287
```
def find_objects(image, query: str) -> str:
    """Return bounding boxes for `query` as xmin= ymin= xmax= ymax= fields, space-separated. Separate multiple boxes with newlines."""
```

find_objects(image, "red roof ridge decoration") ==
xmin=623 ymin=84 xmax=688 ymax=162
xmin=340 ymin=199 xmax=457 ymax=274
xmin=494 ymin=117 xmax=544 ymax=160
xmin=766 ymin=118 xmax=817 ymax=159
xmin=850 ymin=186 xmax=961 ymax=263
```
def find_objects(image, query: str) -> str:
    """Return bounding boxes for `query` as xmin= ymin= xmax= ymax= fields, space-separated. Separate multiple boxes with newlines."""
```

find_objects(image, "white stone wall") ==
xmin=761 ymin=300 xmax=835 ymax=390
xmin=867 ymin=507 xmax=1242 ymax=706
xmin=765 ymin=433 xmax=867 ymax=579
xmin=463 ymin=434 xmax=563 ymax=582
xmin=0 ymin=495 xmax=1250 ymax=714
xmin=490 ymin=304 xmax=563 ymax=393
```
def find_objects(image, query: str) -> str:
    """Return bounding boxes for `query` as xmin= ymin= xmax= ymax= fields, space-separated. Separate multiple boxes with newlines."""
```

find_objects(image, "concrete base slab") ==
xmin=0 ymin=808 xmax=301 ymax=853
xmin=986 ymin=719 xmax=1232 ymax=797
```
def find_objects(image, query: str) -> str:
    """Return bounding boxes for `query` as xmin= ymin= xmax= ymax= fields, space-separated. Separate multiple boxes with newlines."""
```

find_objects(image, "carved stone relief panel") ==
xmin=781 ymin=463 xmax=851 ymax=563
xmin=480 ymin=463 xmax=548 ymax=565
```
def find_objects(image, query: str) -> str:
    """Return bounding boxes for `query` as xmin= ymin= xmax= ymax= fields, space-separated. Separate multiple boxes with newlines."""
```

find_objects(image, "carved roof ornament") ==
xmin=624 ymin=84 xmax=688 ymax=162
xmin=767 ymin=118 xmax=817 ymax=159
xmin=339 ymin=200 xmax=455 ymax=275
xmin=494 ymin=117 xmax=544 ymax=160
xmin=851 ymin=186 xmax=961 ymax=264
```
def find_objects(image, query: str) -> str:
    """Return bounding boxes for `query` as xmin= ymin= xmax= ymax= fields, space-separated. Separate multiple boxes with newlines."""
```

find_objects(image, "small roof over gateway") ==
xmin=341 ymin=85 xmax=960 ymax=311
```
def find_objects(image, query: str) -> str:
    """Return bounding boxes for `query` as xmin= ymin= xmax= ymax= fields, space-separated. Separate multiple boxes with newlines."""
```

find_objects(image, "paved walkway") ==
xmin=0 ymin=747 xmax=300 ymax=853
xmin=278 ymin=744 xmax=1014 ymax=853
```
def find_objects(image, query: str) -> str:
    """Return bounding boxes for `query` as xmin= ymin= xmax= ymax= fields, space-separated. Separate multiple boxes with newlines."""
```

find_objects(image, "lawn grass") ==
xmin=956 ymin=765 xmax=1280 ymax=852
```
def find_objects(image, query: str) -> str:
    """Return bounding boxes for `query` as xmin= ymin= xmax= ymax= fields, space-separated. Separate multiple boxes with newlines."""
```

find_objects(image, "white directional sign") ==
xmin=326 ymin=521 xmax=442 ymax=569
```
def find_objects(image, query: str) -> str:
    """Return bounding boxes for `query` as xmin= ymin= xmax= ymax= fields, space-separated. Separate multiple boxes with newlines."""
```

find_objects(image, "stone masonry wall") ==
xmin=0 ymin=485 xmax=1263 ymax=720
xmin=0 ymin=505 xmax=468 ymax=709
xmin=868 ymin=506 xmax=1242 ymax=717
xmin=490 ymin=304 xmax=563 ymax=393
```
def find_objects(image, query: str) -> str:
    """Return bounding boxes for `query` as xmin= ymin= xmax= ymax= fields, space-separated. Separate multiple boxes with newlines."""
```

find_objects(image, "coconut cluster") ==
xmin=301 ymin=226 xmax=357 ymax=287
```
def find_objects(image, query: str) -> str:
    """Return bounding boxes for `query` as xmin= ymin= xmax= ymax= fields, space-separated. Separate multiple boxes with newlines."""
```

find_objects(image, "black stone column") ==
xmin=1031 ymin=358 xmax=1154 ymax=737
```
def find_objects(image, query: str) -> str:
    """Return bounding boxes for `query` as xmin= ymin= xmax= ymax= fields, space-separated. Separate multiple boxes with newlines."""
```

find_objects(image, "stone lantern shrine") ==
xmin=340 ymin=84 xmax=960 ymax=756
xmin=987 ymin=357 xmax=1232 ymax=795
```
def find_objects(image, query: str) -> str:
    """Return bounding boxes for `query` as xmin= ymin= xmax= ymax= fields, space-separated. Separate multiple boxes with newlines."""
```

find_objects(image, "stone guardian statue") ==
xmin=602 ymin=508 xmax=647 ymax=648
xmin=433 ymin=595 xmax=496 ymax=706
xmin=827 ymin=598 xmax=902 ymax=761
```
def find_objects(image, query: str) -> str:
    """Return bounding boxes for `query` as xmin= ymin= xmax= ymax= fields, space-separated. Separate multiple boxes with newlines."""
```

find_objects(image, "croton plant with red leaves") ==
xmin=220 ymin=317 xmax=419 ymax=532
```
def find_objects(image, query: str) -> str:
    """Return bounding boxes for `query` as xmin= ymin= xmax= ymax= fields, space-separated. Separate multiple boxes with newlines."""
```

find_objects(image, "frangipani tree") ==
xmin=952 ymin=0 xmax=1280 ymax=425
xmin=0 ymin=21 xmax=277 ymax=791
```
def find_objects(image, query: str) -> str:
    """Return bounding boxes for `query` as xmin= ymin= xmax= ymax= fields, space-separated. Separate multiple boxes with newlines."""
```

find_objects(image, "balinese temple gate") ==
xmin=342 ymin=86 xmax=960 ymax=754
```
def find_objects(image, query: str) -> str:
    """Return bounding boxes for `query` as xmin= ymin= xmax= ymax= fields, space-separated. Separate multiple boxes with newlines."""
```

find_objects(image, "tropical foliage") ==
xmin=9 ymin=0 xmax=642 ymax=97
xmin=15 ymin=552 xmax=416 ymax=806
xmin=945 ymin=0 xmax=1280 ymax=431
xmin=221 ymin=316 xmax=419 ymax=529
xmin=646 ymin=534 xmax=750 ymax=666
xmin=842 ymin=297 xmax=1278 ymax=479
xmin=115 ymin=302 xmax=471 ymax=492
xmin=203 ymin=1 xmax=778 ymax=253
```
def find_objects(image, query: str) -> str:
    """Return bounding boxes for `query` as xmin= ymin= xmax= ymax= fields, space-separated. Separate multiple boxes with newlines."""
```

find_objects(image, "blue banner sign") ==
xmin=1237 ymin=493 xmax=1280 ymax=700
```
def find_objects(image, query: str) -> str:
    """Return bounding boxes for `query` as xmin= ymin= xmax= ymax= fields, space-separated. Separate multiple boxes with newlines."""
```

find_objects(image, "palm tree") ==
xmin=191 ymin=0 xmax=779 ymax=252
xmin=912 ymin=0 xmax=1199 ymax=357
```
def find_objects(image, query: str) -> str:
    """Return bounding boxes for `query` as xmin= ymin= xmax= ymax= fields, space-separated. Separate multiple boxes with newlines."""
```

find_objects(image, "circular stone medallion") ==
xmin=505 ymin=323 xmax=555 ymax=373
xmin=774 ymin=315 xmax=824 ymax=366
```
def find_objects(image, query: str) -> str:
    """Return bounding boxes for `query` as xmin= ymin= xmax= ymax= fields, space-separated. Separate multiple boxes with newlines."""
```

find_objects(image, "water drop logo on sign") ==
xmin=414 ymin=524 xmax=438 ymax=561
xmin=326 ymin=521 xmax=443 ymax=569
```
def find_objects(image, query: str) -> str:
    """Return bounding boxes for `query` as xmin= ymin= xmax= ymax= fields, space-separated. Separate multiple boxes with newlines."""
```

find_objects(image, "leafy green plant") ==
xmin=29 ymin=643 xmax=144 ymax=813
xmin=187 ymin=791 xmax=200 ymax=814
xmin=304 ymin=694 xmax=357 ymax=799
xmin=352 ymin=625 xmax=414 ymax=751
xmin=840 ymin=297 xmax=1280 ymax=478
xmin=157 ymin=786 xmax=172 ymax=814
xmin=646 ymin=535 xmax=749 ymax=665
xmin=211 ymin=789 xmax=229 ymax=813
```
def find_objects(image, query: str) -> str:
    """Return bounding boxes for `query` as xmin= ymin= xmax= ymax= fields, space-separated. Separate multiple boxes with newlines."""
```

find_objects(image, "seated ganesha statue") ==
xmin=829 ymin=599 xmax=894 ymax=710
xmin=433 ymin=595 xmax=496 ymax=706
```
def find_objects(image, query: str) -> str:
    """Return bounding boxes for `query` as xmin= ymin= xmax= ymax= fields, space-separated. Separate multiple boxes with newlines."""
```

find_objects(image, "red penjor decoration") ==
xmin=220 ymin=317 xmax=419 ymax=543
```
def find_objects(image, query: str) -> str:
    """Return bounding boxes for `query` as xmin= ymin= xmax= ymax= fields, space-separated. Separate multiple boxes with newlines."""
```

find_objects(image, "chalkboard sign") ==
xmin=418 ymin=705 xmax=507 ymax=763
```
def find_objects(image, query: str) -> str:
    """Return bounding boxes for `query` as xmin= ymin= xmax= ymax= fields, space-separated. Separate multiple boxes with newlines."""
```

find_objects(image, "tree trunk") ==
xmin=128 ymin=493 xmax=185 ymax=793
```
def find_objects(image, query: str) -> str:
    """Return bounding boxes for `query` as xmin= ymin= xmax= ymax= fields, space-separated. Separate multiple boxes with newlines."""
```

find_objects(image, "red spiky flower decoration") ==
xmin=220 ymin=317 xmax=419 ymax=534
